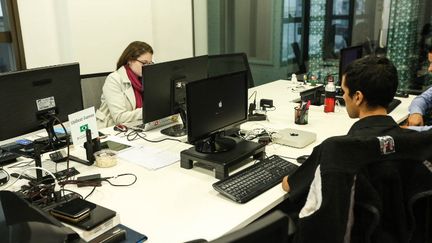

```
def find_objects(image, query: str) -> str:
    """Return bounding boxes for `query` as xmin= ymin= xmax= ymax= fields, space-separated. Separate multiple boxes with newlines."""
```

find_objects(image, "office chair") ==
xmin=292 ymin=132 xmax=432 ymax=243
xmin=0 ymin=190 xmax=83 ymax=243
xmin=185 ymin=210 xmax=290 ymax=243
xmin=80 ymin=72 xmax=111 ymax=110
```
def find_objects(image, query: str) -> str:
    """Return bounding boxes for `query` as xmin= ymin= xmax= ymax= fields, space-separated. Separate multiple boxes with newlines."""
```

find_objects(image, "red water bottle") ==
xmin=324 ymin=78 xmax=336 ymax=113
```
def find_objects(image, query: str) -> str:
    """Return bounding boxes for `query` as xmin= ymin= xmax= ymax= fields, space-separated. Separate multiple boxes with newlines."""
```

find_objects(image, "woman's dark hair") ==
xmin=343 ymin=55 xmax=398 ymax=108
xmin=116 ymin=41 xmax=153 ymax=70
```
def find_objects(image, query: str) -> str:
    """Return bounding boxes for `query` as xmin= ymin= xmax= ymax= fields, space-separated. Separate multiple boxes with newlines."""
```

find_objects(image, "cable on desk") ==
xmin=125 ymin=128 xmax=183 ymax=143
xmin=266 ymin=106 xmax=277 ymax=112
xmin=102 ymin=173 xmax=137 ymax=186
xmin=7 ymin=160 xmax=35 ymax=169
xmin=240 ymin=128 xmax=276 ymax=141
xmin=59 ymin=188 xmax=82 ymax=199
xmin=2 ymin=166 xmax=59 ymax=191
xmin=248 ymin=90 xmax=257 ymax=101
xmin=59 ymin=173 xmax=138 ymax=187
xmin=84 ymin=186 xmax=97 ymax=200
xmin=52 ymin=116 xmax=74 ymax=181
xmin=0 ymin=167 xmax=10 ymax=186
xmin=125 ymin=129 xmax=146 ymax=141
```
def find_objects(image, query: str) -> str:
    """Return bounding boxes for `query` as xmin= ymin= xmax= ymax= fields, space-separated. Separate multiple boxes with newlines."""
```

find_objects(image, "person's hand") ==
xmin=282 ymin=176 xmax=290 ymax=192
xmin=407 ymin=113 xmax=424 ymax=126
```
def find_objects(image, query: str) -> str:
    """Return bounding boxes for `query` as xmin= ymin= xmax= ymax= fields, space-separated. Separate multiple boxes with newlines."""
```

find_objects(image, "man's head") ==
xmin=341 ymin=55 xmax=398 ymax=118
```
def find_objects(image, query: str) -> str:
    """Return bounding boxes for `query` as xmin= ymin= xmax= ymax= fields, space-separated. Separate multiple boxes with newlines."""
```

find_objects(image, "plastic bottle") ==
xmin=291 ymin=73 xmax=297 ymax=83
xmin=324 ymin=78 xmax=336 ymax=113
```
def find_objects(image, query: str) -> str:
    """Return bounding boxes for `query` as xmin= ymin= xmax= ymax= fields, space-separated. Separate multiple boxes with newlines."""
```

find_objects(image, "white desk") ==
xmin=1 ymin=79 xmax=415 ymax=242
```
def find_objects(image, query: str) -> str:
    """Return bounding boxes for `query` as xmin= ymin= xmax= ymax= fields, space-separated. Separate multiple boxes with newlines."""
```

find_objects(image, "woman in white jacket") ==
xmin=96 ymin=41 xmax=153 ymax=128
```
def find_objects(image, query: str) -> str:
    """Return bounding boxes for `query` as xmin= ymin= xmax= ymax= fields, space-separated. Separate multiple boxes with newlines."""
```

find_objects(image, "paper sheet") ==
xmin=117 ymin=145 xmax=179 ymax=170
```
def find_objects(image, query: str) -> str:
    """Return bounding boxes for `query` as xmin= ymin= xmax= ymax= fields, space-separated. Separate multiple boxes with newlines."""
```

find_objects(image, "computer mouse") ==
xmin=113 ymin=124 xmax=128 ymax=132
xmin=296 ymin=155 xmax=309 ymax=164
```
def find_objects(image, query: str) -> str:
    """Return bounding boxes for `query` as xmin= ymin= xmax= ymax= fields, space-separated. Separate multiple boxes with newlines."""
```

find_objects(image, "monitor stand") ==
xmin=160 ymin=108 xmax=187 ymax=137
xmin=160 ymin=124 xmax=186 ymax=137
xmin=180 ymin=138 xmax=265 ymax=179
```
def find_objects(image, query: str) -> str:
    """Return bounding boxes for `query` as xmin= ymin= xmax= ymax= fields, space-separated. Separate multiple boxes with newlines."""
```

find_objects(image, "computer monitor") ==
xmin=142 ymin=56 xmax=208 ymax=137
xmin=208 ymin=53 xmax=255 ymax=88
xmin=209 ymin=210 xmax=289 ymax=243
xmin=338 ymin=45 xmax=363 ymax=86
xmin=186 ymin=71 xmax=248 ymax=153
xmin=0 ymin=63 xmax=82 ymax=142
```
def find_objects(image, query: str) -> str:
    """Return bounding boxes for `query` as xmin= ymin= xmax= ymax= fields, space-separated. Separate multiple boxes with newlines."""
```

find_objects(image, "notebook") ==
xmin=272 ymin=128 xmax=317 ymax=148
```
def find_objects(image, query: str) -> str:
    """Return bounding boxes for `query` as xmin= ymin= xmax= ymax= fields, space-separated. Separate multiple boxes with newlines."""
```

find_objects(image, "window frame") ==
xmin=0 ymin=0 xmax=26 ymax=72
xmin=280 ymin=0 xmax=310 ymax=66
xmin=323 ymin=0 xmax=355 ymax=60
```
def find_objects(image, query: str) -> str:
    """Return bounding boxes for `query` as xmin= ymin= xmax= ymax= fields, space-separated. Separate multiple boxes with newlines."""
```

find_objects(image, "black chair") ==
xmin=292 ymin=132 xmax=432 ymax=243
xmin=0 ymin=190 xmax=83 ymax=243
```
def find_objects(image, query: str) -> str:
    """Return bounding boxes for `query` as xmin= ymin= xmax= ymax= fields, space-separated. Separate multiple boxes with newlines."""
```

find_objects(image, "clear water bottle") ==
xmin=324 ymin=78 xmax=336 ymax=113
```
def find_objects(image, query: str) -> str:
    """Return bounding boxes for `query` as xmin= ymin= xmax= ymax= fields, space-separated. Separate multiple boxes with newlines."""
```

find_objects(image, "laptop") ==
xmin=129 ymin=114 xmax=180 ymax=132
xmin=272 ymin=128 xmax=317 ymax=148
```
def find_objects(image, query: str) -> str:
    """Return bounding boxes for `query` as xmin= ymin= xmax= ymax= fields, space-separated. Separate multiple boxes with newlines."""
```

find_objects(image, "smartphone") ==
xmin=100 ymin=140 xmax=131 ymax=152
xmin=50 ymin=198 xmax=94 ymax=223
xmin=51 ymin=209 xmax=90 ymax=223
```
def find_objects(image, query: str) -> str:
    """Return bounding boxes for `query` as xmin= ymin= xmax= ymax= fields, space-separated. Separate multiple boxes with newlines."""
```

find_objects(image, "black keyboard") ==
xmin=387 ymin=98 xmax=401 ymax=114
xmin=213 ymin=155 xmax=298 ymax=203
xmin=0 ymin=149 xmax=20 ymax=166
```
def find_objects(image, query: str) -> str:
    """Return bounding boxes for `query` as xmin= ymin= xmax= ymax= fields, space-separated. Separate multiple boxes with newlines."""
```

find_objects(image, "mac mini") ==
xmin=272 ymin=128 xmax=317 ymax=148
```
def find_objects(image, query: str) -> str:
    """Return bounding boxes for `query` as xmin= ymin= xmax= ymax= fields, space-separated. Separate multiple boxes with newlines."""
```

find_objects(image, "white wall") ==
xmin=193 ymin=0 xmax=208 ymax=55
xmin=151 ymin=0 xmax=194 ymax=61
xmin=17 ymin=0 xmax=194 ymax=74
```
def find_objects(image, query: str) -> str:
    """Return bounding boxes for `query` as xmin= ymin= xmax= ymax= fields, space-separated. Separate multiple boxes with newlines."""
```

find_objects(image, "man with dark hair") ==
xmin=280 ymin=56 xmax=416 ymax=226
xmin=406 ymin=47 xmax=432 ymax=131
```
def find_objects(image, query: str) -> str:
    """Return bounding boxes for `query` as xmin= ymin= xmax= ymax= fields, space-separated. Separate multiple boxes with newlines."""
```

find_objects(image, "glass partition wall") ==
xmin=196 ymin=0 xmax=432 ymax=90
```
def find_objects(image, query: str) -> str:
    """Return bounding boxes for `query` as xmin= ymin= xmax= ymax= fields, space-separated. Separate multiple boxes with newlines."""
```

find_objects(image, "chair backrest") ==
xmin=0 ymin=191 xmax=80 ymax=243
xmin=293 ymin=132 xmax=432 ymax=243
xmin=80 ymin=72 xmax=111 ymax=110
xmin=209 ymin=210 xmax=289 ymax=243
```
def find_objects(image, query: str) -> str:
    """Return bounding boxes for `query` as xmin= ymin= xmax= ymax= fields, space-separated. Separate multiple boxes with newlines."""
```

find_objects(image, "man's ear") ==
xmin=354 ymin=91 xmax=364 ymax=106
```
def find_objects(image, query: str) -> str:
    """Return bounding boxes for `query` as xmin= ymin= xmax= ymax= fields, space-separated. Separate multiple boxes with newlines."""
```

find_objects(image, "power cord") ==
xmin=0 ymin=167 xmax=10 ymax=186
xmin=125 ymin=128 xmax=182 ymax=143
xmin=59 ymin=173 xmax=138 ymax=187
xmin=2 ymin=166 xmax=60 ymax=191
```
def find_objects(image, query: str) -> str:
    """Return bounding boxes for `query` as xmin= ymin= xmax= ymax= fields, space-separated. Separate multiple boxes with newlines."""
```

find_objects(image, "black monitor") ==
xmin=0 ymin=63 xmax=82 ymax=141
xmin=209 ymin=210 xmax=289 ymax=243
xmin=186 ymin=71 xmax=248 ymax=153
xmin=142 ymin=56 xmax=208 ymax=137
xmin=338 ymin=45 xmax=363 ymax=86
xmin=208 ymin=53 xmax=255 ymax=88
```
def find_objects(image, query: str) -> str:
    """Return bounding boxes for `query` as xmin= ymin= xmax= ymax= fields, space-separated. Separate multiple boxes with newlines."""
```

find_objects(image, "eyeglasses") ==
xmin=136 ymin=59 xmax=154 ymax=66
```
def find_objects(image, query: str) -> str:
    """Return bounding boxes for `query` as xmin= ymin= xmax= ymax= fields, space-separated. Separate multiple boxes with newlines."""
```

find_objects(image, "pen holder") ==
xmin=294 ymin=107 xmax=308 ymax=125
